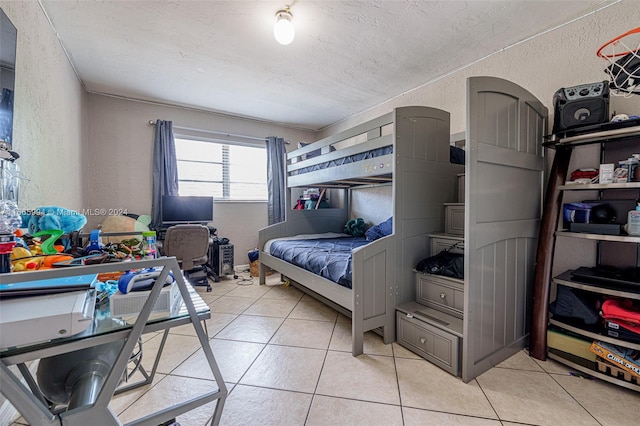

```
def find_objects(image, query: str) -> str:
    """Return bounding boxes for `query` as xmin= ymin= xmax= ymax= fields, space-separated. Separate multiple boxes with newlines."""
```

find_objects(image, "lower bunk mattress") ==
xmin=265 ymin=233 xmax=369 ymax=289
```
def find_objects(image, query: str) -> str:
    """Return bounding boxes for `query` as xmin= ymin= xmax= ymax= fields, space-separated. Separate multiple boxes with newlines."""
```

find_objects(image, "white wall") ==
xmin=85 ymin=93 xmax=315 ymax=260
xmin=321 ymin=0 xmax=639 ymax=138
xmin=1 ymin=0 xmax=85 ymax=210
xmin=0 ymin=2 xmax=85 ymax=423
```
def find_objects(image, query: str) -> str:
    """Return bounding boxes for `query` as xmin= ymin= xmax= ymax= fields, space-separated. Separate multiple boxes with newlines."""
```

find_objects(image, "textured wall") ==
xmin=350 ymin=185 xmax=393 ymax=226
xmin=321 ymin=0 xmax=638 ymax=138
xmin=0 ymin=1 xmax=85 ymax=210
xmin=0 ymin=3 xmax=83 ymax=420
xmin=85 ymin=93 xmax=315 ymax=259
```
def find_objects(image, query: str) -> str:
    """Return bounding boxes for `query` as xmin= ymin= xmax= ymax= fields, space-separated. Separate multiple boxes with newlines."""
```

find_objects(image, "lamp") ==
xmin=274 ymin=7 xmax=294 ymax=45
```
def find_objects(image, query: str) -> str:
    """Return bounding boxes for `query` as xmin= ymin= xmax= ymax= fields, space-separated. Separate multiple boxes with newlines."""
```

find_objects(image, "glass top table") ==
xmin=0 ymin=257 xmax=227 ymax=426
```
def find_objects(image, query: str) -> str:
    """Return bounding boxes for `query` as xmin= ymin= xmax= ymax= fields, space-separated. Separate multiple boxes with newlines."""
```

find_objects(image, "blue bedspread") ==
xmin=269 ymin=237 xmax=370 ymax=289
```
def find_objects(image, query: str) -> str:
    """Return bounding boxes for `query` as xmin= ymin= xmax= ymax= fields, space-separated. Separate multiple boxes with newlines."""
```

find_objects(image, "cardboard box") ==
xmin=599 ymin=163 xmax=614 ymax=184
xmin=589 ymin=340 xmax=640 ymax=378
xmin=109 ymin=282 xmax=182 ymax=317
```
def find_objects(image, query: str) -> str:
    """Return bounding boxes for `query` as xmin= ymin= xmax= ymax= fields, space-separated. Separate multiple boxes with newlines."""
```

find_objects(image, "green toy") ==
xmin=344 ymin=218 xmax=366 ymax=237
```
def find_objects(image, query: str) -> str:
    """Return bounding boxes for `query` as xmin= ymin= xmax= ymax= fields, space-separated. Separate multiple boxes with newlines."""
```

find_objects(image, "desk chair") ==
xmin=161 ymin=224 xmax=212 ymax=292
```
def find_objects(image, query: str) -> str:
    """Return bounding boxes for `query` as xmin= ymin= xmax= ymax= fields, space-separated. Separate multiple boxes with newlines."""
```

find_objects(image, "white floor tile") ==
xmin=224 ymin=282 xmax=271 ymax=299
xmin=396 ymin=357 xmax=497 ymax=419
xmin=307 ymin=395 xmax=403 ymax=425
xmin=495 ymin=349 xmax=545 ymax=372
xmin=261 ymin=283 xmax=304 ymax=301
xmin=270 ymin=318 xmax=335 ymax=349
xmin=552 ymin=372 xmax=639 ymax=426
xmin=117 ymin=375 xmax=221 ymax=425
xmin=214 ymin=314 xmax=284 ymax=343
xmin=219 ymin=384 xmax=312 ymax=426
xmin=316 ymin=351 xmax=400 ymax=405
xmin=139 ymin=332 xmax=203 ymax=374
xmin=240 ymin=345 xmax=326 ymax=393
xmin=288 ymin=299 xmax=339 ymax=322
xmin=171 ymin=338 xmax=265 ymax=383
xmin=208 ymin=295 xmax=256 ymax=314
xmin=402 ymin=407 xmax=502 ymax=426
xmin=476 ymin=367 xmax=599 ymax=425
xmin=242 ymin=297 xmax=298 ymax=317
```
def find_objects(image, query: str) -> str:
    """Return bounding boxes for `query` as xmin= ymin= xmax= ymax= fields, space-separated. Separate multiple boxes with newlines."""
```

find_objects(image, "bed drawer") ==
xmin=444 ymin=203 xmax=465 ymax=236
xmin=396 ymin=311 xmax=460 ymax=376
xmin=415 ymin=272 xmax=464 ymax=317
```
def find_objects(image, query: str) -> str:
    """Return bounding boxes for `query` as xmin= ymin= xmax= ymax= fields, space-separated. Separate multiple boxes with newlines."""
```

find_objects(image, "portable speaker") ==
xmin=552 ymin=81 xmax=610 ymax=135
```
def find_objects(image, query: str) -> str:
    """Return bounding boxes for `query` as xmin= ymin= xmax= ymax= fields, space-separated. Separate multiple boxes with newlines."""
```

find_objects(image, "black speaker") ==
xmin=552 ymin=81 xmax=610 ymax=135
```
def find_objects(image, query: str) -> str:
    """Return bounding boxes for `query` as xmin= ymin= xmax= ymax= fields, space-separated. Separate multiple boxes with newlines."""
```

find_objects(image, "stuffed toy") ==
xmin=21 ymin=206 xmax=87 ymax=235
xmin=11 ymin=206 xmax=85 ymax=267
xmin=344 ymin=217 xmax=367 ymax=237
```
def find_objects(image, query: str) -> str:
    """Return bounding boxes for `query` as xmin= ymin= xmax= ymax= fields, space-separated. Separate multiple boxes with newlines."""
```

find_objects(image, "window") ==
xmin=174 ymin=137 xmax=267 ymax=201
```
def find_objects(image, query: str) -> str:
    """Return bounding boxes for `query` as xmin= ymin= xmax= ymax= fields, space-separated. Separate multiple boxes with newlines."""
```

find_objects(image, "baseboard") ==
xmin=235 ymin=264 xmax=249 ymax=273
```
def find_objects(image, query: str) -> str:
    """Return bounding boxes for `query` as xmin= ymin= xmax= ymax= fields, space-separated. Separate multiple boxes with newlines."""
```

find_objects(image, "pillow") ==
xmin=365 ymin=217 xmax=393 ymax=242
xmin=298 ymin=142 xmax=335 ymax=160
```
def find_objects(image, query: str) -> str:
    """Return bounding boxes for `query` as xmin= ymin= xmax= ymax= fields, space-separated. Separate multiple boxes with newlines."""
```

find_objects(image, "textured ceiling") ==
xmin=40 ymin=0 xmax=610 ymax=130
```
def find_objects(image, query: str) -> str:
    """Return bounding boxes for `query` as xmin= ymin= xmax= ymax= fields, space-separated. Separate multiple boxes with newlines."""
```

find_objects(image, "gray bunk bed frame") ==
xmin=259 ymin=106 xmax=462 ymax=356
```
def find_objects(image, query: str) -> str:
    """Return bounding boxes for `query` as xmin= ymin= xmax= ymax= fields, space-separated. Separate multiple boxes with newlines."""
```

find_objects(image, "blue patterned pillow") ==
xmin=365 ymin=217 xmax=393 ymax=241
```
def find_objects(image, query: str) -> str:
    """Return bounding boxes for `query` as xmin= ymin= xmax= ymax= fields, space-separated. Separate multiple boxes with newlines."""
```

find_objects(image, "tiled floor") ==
xmin=10 ymin=272 xmax=639 ymax=426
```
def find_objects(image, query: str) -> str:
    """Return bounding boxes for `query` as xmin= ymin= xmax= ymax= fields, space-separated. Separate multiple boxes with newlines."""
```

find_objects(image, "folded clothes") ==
xmin=601 ymin=299 xmax=640 ymax=334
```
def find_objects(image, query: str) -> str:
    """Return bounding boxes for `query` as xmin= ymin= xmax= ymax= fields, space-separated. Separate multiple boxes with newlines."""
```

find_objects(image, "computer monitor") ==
xmin=161 ymin=195 xmax=213 ymax=225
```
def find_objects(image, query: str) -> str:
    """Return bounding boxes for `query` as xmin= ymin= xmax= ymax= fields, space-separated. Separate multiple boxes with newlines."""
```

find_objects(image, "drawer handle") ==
xmin=420 ymin=337 xmax=426 ymax=344
xmin=440 ymin=292 xmax=446 ymax=299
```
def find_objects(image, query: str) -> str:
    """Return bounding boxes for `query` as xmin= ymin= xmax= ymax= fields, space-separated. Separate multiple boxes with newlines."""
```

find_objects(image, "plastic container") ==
xmin=628 ymin=156 xmax=639 ymax=181
xmin=620 ymin=156 xmax=639 ymax=182
xmin=141 ymin=231 xmax=157 ymax=259
xmin=633 ymin=154 xmax=640 ymax=182
xmin=0 ymin=234 xmax=16 ymax=273
xmin=627 ymin=205 xmax=640 ymax=236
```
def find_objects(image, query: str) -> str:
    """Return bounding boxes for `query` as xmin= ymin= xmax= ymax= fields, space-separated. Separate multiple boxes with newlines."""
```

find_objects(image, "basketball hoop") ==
xmin=597 ymin=27 xmax=640 ymax=96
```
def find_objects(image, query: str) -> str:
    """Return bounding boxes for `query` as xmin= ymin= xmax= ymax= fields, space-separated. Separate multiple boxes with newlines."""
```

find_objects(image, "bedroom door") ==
xmin=462 ymin=76 xmax=547 ymax=382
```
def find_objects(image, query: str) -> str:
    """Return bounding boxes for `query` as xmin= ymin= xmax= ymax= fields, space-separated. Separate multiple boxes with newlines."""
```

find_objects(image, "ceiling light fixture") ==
xmin=274 ymin=7 xmax=294 ymax=45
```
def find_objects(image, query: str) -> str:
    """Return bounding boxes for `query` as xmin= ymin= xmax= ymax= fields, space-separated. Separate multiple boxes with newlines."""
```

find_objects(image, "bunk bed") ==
xmin=259 ymin=106 xmax=463 ymax=356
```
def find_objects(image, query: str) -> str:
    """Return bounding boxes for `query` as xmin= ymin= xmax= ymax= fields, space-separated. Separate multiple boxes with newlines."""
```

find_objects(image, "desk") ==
xmin=0 ymin=257 xmax=227 ymax=426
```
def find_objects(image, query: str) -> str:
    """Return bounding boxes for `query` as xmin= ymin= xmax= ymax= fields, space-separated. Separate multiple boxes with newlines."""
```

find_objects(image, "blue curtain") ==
xmin=266 ymin=136 xmax=286 ymax=225
xmin=152 ymin=120 xmax=179 ymax=229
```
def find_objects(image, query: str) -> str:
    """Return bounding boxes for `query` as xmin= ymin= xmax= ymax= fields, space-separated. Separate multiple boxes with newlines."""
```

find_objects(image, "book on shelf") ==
xmin=605 ymin=320 xmax=640 ymax=344
xmin=547 ymin=327 xmax=597 ymax=361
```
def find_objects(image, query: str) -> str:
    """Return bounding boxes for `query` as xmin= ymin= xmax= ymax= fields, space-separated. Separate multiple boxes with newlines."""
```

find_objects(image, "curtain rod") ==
xmin=148 ymin=120 xmax=289 ymax=143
